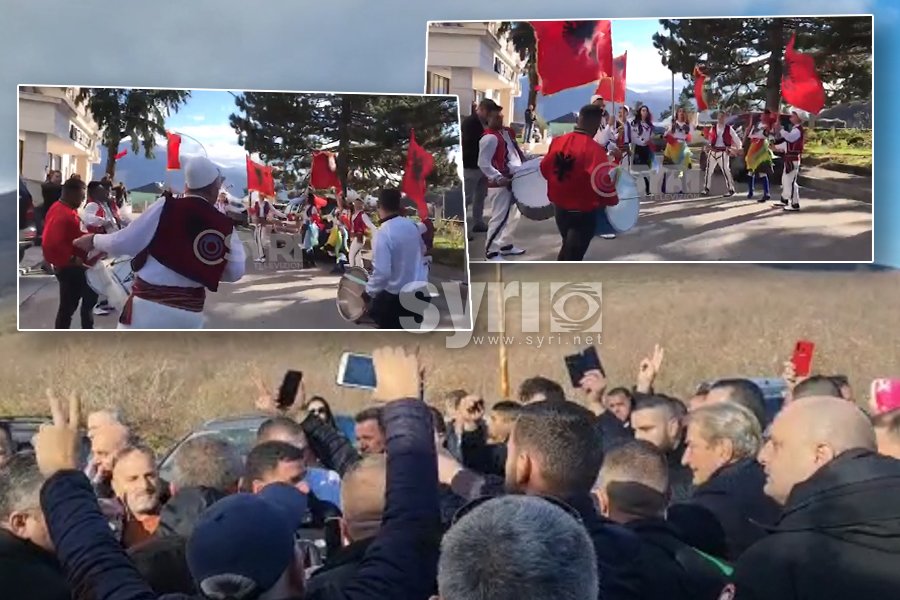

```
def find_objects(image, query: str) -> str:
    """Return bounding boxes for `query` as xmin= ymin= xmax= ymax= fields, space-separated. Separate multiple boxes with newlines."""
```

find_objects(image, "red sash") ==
xmin=118 ymin=277 xmax=206 ymax=325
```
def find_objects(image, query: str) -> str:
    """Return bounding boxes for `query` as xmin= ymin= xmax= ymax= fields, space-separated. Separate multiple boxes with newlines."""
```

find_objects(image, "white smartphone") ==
xmin=336 ymin=352 xmax=377 ymax=390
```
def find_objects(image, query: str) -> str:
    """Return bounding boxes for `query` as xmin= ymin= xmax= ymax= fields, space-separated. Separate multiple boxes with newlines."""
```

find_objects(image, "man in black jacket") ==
xmin=442 ymin=399 xmax=644 ymax=600
xmin=0 ymin=455 xmax=70 ymax=600
xmin=667 ymin=402 xmax=779 ymax=561
xmin=595 ymin=440 xmax=731 ymax=600
xmin=462 ymin=99 xmax=499 ymax=235
xmin=630 ymin=395 xmax=693 ymax=503
xmin=731 ymin=396 xmax=900 ymax=600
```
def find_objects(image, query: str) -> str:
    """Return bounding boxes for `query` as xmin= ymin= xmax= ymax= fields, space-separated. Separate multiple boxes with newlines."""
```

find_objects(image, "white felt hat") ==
xmin=184 ymin=156 xmax=223 ymax=189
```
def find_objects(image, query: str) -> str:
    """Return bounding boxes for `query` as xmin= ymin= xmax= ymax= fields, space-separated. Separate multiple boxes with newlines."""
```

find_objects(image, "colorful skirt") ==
xmin=745 ymin=139 xmax=774 ymax=175
xmin=663 ymin=140 xmax=692 ymax=170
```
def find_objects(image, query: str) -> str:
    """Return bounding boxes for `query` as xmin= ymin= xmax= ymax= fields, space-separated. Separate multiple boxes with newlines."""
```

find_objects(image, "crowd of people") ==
xmin=2 ymin=345 xmax=899 ymax=600
xmin=463 ymin=93 xmax=811 ymax=262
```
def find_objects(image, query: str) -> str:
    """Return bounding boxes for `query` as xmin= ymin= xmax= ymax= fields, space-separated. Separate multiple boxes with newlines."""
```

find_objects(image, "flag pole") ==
xmin=497 ymin=262 xmax=510 ymax=399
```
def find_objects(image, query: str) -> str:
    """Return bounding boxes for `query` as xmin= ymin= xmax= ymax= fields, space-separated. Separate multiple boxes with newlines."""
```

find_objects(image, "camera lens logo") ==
xmin=590 ymin=159 xmax=620 ymax=199
xmin=193 ymin=229 xmax=228 ymax=265
xmin=549 ymin=283 xmax=603 ymax=333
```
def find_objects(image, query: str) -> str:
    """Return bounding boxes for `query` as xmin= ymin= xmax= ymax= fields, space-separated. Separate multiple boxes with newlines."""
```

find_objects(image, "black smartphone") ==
xmin=277 ymin=370 xmax=303 ymax=409
xmin=564 ymin=347 xmax=605 ymax=388
xmin=324 ymin=517 xmax=342 ymax=558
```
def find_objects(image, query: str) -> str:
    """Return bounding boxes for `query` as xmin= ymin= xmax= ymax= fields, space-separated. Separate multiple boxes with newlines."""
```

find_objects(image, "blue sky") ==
xmin=609 ymin=19 xmax=689 ymax=92
xmin=4 ymin=0 xmax=897 ymax=264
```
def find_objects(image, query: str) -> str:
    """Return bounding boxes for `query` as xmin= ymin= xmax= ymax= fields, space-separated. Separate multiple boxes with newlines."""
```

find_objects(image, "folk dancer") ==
xmin=301 ymin=191 xmax=324 ymax=268
xmin=214 ymin=192 xmax=229 ymax=215
xmin=82 ymin=180 xmax=125 ymax=315
xmin=348 ymin=197 xmax=375 ymax=270
xmin=744 ymin=110 xmax=777 ymax=202
xmin=663 ymin=108 xmax=695 ymax=194
xmin=362 ymin=189 xmax=429 ymax=329
xmin=541 ymin=104 xmax=617 ymax=261
xmin=73 ymin=156 xmax=246 ymax=329
xmin=590 ymin=95 xmax=612 ymax=128
xmin=596 ymin=106 xmax=632 ymax=171
xmin=251 ymin=193 xmax=285 ymax=263
xmin=771 ymin=111 xmax=805 ymax=211
xmin=702 ymin=111 xmax=742 ymax=197
xmin=41 ymin=178 xmax=99 ymax=329
xmin=630 ymin=106 xmax=655 ymax=196
xmin=478 ymin=103 xmax=527 ymax=261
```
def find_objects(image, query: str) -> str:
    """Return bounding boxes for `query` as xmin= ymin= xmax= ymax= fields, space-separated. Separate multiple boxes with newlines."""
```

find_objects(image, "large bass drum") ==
xmin=85 ymin=256 xmax=134 ymax=311
xmin=512 ymin=158 xmax=554 ymax=221
xmin=595 ymin=169 xmax=641 ymax=237
xmin=336 ymin=266 xmax=369 ymax=321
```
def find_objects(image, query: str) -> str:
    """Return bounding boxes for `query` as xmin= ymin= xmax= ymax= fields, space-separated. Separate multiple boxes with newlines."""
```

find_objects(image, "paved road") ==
xmin=17 ymin=229 xmax=468 ymax=330
xmin=467 ymin=172 xmax=873 ymax=262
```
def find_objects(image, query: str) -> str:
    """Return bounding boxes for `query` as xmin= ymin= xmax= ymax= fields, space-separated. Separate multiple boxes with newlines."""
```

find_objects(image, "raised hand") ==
xmin=34 ymin=390 xmax=82 ymax=477
xmin=251 ymin=367 xmax=279 ymax=413
xmin=636 ymin=344 xmax=665 ymax=393
xmin=372 ymin=346 xmax=422 ymax=403
xmin=580 ymin=369 xmax=608 ymax=410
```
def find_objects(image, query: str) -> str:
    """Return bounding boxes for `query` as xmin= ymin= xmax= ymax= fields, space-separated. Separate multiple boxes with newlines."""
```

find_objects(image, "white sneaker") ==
xmin=93 ymin=305 xmax=113 ymax=316
xmin=600 ymin=234 xmax=616 ymax=240
xmin=500 ymin=246 xmax=526 ymax=256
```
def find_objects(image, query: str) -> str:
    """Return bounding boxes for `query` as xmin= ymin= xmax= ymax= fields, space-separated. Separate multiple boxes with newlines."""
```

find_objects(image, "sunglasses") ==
xmin=309 ymin=408 xmax=328 ymax=416
xmin=451 ymin=494 xmax=583 ymax=526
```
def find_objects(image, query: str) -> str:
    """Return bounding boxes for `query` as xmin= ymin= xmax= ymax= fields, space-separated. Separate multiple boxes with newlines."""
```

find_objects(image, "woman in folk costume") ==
xmin=594 ymin=106 xmax=632 ymax=169
xmin=630 ymin=105 xmax=655 ymax=196
xmin=662 ymin=107 xmax=695 ymax=193
xmin=250 ymin=192 xmax=285 ymax=263
xmin=744 ymin=109 xmax=776 ymax=202
xmin=301 ymin=190 xmax=323 ymax=268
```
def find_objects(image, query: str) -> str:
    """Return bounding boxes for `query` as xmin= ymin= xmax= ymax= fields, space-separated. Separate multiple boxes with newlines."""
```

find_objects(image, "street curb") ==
xmin=798 ymin=174 xmax=872 ymax=204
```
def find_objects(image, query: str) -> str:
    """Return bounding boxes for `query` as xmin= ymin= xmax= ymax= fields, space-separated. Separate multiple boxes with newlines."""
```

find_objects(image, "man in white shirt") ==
xmin=478 ymin=104 xmax=527 ymax=261
xmin=250 ymin=192 xmax=286 ymax=263
xmin=703 ymin=111 xmax=742 ymax=197
xmin=772 ymin=111 xmax=806 ymax=212
xmin=73 ymin=156 xmax=246 ymax=329
xmin=82 ymin=181 xmax=124 ymax=316
xmin=362 ymin=188 xmax=427 ymax=329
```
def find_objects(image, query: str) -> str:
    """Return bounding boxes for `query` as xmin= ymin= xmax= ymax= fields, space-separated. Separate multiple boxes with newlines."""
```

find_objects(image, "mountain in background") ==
xmin=818 ymin=101 xmax=871 ymax=128
xmin=513 ymin=80 xmax=677 ymax=123
xmin=95 ymin=145 xmax=248 ymax=192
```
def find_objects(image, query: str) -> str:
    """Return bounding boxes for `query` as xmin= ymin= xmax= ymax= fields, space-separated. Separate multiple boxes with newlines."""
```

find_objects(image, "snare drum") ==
xmin=336 ymin=266 xmax=369 ymax=321
xmin=512 ymin=158 xmax=554 ymax=221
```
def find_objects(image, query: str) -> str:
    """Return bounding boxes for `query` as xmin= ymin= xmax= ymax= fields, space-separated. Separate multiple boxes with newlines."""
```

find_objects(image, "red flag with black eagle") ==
xmin=400 ymin=129 xmax=434 ymax=220
xmin=782 ymin=32 xmax=825 ymax=114
xmin=246 ymin=156 xmax=276 ymax=196
xmin=531 ymin=20 xmax=613 ymax=96
xmin=694 ymin=66 xmax=715 ymax=111
xmin=114 ymin=149 xmax=128 ymax=161
xmin=310 ymin=151 xmax=343 ymax=193
xmin=595 ymin=51 xmax=627 ymax=103
xmin=166 ymin=132 xmax=181 ymax=170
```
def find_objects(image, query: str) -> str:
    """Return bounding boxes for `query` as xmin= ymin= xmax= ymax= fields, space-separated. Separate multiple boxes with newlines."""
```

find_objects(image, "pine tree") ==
xmin=652 ymin=17 xmax=871 ymax=111
xmin=229 ymin=93 xmax=460 ymax=193
xmin=76 ymin=88 xmax=191 ymax=179
xmin=498 ymin=22 xmax=539 ymax=110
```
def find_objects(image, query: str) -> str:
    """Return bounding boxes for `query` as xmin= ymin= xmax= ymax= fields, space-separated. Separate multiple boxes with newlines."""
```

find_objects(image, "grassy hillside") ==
xmin=1 ymin=263 xmax=897 ymax=450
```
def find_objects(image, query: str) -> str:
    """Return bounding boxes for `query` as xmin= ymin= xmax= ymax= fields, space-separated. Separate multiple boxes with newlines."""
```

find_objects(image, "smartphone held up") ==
xmin=564 ymin=346 xmax=605 ymax=388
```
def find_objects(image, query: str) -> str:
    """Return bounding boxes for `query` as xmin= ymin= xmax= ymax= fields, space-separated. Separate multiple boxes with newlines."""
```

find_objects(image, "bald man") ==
xmin=730 ymin=397 xmax=900 ymax=600
xmin=304 ymin=455 xmax=387 ymax=598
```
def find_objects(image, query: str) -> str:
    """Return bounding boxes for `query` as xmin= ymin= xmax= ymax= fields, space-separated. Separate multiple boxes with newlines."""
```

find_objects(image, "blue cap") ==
xmin=186 ymin=484 xmax=308 ymax=597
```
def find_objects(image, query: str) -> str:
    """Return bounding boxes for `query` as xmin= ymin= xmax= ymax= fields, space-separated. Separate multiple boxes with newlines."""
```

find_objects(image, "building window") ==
xmin=427 ymin=73 xmax=450 ymax=95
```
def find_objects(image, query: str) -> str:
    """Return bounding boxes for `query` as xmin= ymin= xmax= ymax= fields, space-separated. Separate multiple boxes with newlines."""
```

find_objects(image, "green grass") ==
xmin=432 ymin=218 xmax=466 ymax=270
xmin=804 ymin=128 xmax=872 ymax=170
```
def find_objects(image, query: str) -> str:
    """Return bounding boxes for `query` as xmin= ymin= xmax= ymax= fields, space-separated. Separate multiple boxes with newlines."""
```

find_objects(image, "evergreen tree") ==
xmin=498 ymin=22 xmax=539 ymax=110
xmin=77 ymin=88 xmax=191 ymax=178
xmin=652 ymin=17 xmax=871 ymax=111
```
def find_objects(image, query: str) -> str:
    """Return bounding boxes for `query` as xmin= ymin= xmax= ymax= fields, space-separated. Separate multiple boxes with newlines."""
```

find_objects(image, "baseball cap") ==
xmin=186 ymin=484 xmax=308 ymax=598
xmin=184 ymin=156 xmax=223 ymax=189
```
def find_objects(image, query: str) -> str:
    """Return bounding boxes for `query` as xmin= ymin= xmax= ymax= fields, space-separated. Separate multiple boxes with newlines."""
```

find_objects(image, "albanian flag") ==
xmin=595 ymin=51 xmax=627 ymax=103
xmin=400 ymin=129 xmax=434 ymax=220
xmin=312 ymin=194 xmax=328 ymax=209
xmin=114 ymin=149 xmax=128 ymax=161
xmin=782 ymin=33 xmax=825 ymax=114
xmin=310 ymin=151 xmax=343 ymax=193
xmin=532 ymin=20 xmax=613 ymax=96
xmin=166 ymin=132 xmax=182 ymax=171
xmin=246 ymin=156 xmax=276 ymax=196
xmin=693 ymin=66 xmax=716 ymax=111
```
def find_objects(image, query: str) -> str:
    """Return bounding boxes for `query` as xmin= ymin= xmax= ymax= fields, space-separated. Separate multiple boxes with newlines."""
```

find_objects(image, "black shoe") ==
xmin=702 ymin=189 xmax=710 ymax=195
xmin=725 ymin=190 xmax=736 ymax=197
xmin=784 ymin=203 xmax=800 ymax=212
xmin=473 ymin=223 xmax=488 ymax=233
xmin=468 ymin=235 xmax=474 ymax=242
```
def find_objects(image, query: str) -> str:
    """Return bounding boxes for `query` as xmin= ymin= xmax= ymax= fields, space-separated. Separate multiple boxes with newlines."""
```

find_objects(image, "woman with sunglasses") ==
xmin=305 ymin=396 xmax=338 ymax=430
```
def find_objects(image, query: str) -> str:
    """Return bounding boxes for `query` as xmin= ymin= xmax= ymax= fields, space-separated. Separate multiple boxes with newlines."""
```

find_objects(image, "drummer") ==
xmin=478 ymin=103 xmax=528 ymax=261
xmin=73 ymin=156 xmax=246 ymax=329
xmin=83 ymin=181 xmax=124 ymax=316
xmin=539 ymin=104 xmax=618 ymax=261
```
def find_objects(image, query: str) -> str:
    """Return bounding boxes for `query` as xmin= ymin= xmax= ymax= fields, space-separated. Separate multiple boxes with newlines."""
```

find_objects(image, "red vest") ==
xmin=708 ymin=125 xmax=733 ymax=148
xmin=351 ymin=212 xmax=368 ymax=237
xmin=616 ymin=125 xmax=628 ymax=149
xmin=785 ymin=126 xmax=804 ymax=157
xmin=483 ymin=128 xmax=525 ymax=186
xmin=85 ymin=200 xmax=120 ymax=234
xmin=132 ymin=195 xmax=235 ymax=292
xmin=253 ymin=201 xmax=272 ymax=220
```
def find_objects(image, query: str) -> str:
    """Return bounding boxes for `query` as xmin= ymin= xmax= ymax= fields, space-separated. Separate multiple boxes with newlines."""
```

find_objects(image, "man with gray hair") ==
xmin=0 ymin=455 xmax=71 ymax=599
xmin=667 ymin=402 xmax=779 ymax=561
xmin=437 ymin=495 xmax=598 ymax=600
xmin=73 ymin=155 xmax=246 ymax=329
xmin=170 ymin=434 xmax=243 ymax=495
xmin=731 ymin=396 xmax=900 ymax=599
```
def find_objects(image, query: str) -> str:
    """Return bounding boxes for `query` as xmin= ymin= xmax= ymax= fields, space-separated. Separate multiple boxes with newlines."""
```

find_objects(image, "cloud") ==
xmin=156 ymin=123 xmax=246 ymax=167
xmin=191 ymin=115 xmax=206 ymax=122
xmin=616 ymin=41 xmax=689 ymax=92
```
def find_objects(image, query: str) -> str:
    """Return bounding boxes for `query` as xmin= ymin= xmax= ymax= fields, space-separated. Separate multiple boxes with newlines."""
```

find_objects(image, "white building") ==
xmin=426 ymin=22 xmax=524 ymax=124
xmin=18 ymin=86 xmax=101 ymax=202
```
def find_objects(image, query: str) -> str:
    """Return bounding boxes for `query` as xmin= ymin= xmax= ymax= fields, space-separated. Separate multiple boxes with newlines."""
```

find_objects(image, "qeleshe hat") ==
xmin=184 ymin=156 xmax=223 ymax=189
xmin=186 ymin=484 xmax=308 ymax=598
